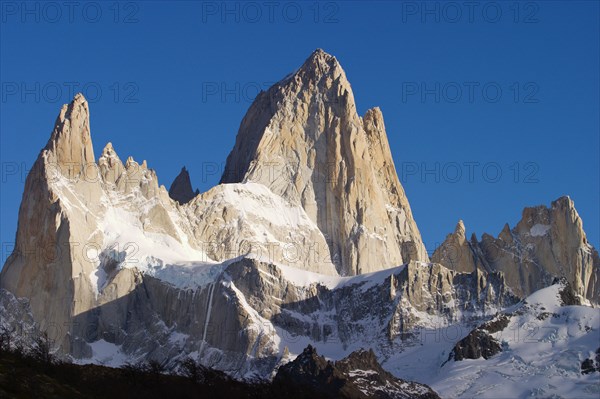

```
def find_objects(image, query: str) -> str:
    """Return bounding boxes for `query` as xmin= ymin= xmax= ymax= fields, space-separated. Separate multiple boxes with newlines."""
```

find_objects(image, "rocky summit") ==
xmin=432 ymin=197 xmax=600 ymax=303
xmin=221 ymin=49 xmax=429 ymax=275
xmin=168 ymin=166 xmax=199 ymax=205
xmin=0 ymin=50 xmax=598 ymax=399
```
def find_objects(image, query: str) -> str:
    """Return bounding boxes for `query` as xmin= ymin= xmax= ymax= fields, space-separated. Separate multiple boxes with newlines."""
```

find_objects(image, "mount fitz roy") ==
xmin=1 ymin=50 xmax=598 ymax=398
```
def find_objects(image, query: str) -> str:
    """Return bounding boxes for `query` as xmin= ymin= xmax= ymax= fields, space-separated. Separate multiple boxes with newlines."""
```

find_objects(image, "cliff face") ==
xmin=221 ymin=49 xmax=429 ymax=275
xmin=0 ymin=94 xmax=104 ymax=351
xmin=64 ymin=257 xmax=515 ymax=377
xmin=432 ymin=198 xmax=600 ymax=304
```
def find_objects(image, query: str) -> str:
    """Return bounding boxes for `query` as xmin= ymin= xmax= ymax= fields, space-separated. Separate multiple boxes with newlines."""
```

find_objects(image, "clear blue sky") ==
xmin=1 ymin=1 xmax=598 ymax=266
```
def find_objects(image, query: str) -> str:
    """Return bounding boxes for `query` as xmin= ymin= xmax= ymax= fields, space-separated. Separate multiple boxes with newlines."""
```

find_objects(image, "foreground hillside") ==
xmin=382 ymin=283 xmax=600 ymax=398
xmin=0 ymin=345 xmax=439 ymax=399
xmin=0 ymin=349 xmax=257 ymax=399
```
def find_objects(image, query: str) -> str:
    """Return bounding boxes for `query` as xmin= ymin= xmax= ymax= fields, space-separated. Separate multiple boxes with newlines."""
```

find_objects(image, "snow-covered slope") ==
xmin=382 ymin=283 xmax=600 ymax=398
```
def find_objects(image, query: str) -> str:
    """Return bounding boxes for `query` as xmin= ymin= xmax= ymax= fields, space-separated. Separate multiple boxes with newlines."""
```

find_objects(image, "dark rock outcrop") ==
xmin=448 ymin=314 xmax=510 ymax=361
xmin=558 ymin=280 xmax=582 ymax=306
xmin=581 ymin=348 xmax=600 ymax=374
xmin=275 ymin=345 xmax=441 ymax=399
xmin=449 ymin=330 xmax=502 ymax=361
xmin=168 ymin=166 xmax=198 ymax=204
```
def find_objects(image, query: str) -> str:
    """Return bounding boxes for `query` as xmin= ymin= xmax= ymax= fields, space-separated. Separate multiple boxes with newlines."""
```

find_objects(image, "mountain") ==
xmin=221 ymin=49 xmax=428 ymax=275
xmin=0 ymin=84 xmax=512 ymax=375
xmin=0 ymin=50 xmax=598 ymax=398
xmin=432 ymin=198 xmax=600 ymax=304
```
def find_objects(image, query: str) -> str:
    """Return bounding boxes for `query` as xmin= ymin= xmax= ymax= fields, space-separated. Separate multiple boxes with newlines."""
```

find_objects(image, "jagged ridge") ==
xmin=432 ymin=197 xmax=600 ymax=304
xmin=0 ymin=50 xmax=597 ymax=399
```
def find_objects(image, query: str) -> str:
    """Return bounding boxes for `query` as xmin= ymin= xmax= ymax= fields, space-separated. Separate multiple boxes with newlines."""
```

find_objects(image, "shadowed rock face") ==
xmin=433 ymin=199 xmax=600 ymax=304
xmin=559 ymin=280 xmax=582 ymax=306
xmin=581 ymin=348 xmax=600 ymax=375
xmin=220 ymin=49 xmax=429 ymax=275
xmin=447 ymin=313 xmax=512 ymax=362
xmin=274 ymin=345 xmax=441 ymax=399
xmin=449 ymin=330 xmax=503 ymax=361
xmin=0 ymin=289 xmax=39 ymax=351
xmin=168 ymin=167 xmax=198 ymax=204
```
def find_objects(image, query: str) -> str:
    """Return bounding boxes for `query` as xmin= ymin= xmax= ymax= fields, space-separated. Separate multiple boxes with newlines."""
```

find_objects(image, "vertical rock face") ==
xmin=45 ymin=93 xmax=96 ymax=179
xmin=169 ymin=166 xmax=199 ymax=204
xmin=0 ymin=94 xmax=103 ymax=350
xmin=433 ymin=197 xmax=600 ymax=303
xmin=432 ymin=220 xmax=488 ymax=273
xmin=221 ymin=49 xmax=428 ymax=275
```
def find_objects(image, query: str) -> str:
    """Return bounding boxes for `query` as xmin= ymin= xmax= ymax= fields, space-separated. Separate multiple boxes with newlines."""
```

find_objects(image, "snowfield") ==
xmin=388 ymin=284 xmax=600 ymax=399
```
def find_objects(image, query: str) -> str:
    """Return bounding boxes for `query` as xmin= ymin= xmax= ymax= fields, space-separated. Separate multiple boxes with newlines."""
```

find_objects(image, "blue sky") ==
xmin=1 ymin=1 xmax=598 ymax=266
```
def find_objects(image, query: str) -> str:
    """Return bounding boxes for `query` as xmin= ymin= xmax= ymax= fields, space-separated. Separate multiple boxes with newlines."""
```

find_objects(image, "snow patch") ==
xmin=377 ymin=284 xmax=599 ymax=399
xmin=530 ymin=223 xmax=551 ymax=237
xmin=79 ymin=339 xmax=129 ymax=368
